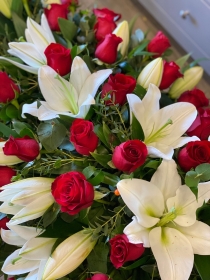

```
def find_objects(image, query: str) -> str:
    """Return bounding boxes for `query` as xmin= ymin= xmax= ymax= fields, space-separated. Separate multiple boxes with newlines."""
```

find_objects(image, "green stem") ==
xmin=11 ymin=99 xmax=20 ymax=109
xmin=22 ymin=0 xmax=32 ymax=17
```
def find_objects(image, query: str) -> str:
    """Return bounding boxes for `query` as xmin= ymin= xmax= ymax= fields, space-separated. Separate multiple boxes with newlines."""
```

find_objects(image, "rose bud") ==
xmin=101 ymin=73 xmax=136 ymax=105
xmin=109 ymin=234 xmax=145 ymax=268
xmin=94 ymin=18 xmax=116 ymax=41
xmin=44 ymin=43 xmax=72 ymax=76
xmin=93 ymin=8 xmax=121 ymax=21
xmin=0 ymin=72 xmax=20 ymax=103
xmin=147 ymin=31 xmax=171 ymax=58
xmin=177 ymin=88 xmax=209 ymax=109
xmin=159 ymin=61 xmax=183 ymax=90
xmin=45 ymin=3 xmax=68 ymax=31
xmin=95 ymin=34 xmax=123 ymax=64
xmin=0 ymin=166 xmax=16 ymax=188
xmin=186 ymin=108 xmax=210 ymax=140
xmin=177 ymin=141 xmax=210 ymax=172
xmin=137 ymin=57 xmax=163 ymax=89
xmin=70 ymin=119 xmax=99 ymax=156
xmin=169 ymin=66 xmax=203 ymax=99
xmin=0 ymin=216 xmax=10 ymax=230
xmin=112 ymin=140 xmax=148 ymax=174
xmin=3 ymin=136 xmax=40 ymax=162
xmin=87 ymin=274 xmax=111 ymax=280
xmin=51 ymin=171 xmax=94 ymax=215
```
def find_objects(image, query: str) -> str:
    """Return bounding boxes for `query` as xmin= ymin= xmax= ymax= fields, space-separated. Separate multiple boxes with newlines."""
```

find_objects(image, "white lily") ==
xmin=0 ymin=141 xmax=23 ymax=166
xmin=0 ymin=14 xmax=55 ymax=74
xmin=22 ymin=56 xmax=112 ymax=120
xmin=127 ymin=83 xmax=198 ymax=159
xmin=1 ymin=224 xmax=56 ymax=280
xmin=117 ymin=159 xmax=210 ymax=280
xmin=0 ymin=177 xmax=55 ymax=225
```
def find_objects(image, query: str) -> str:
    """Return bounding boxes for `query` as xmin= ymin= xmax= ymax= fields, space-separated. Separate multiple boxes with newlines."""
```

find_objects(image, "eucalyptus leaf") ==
xmin=185 ymin=170 xmax=200 ymax=189
xmin=195 ymin=163 xmax=210 ymax=181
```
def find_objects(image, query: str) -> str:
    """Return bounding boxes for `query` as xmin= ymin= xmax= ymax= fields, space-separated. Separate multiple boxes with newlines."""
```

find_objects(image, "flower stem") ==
xmin=22 ymin=0 xmax=32 ymax=17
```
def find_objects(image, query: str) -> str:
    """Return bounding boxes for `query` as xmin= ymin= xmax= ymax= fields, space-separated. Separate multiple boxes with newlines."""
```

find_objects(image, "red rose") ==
xmin=0 ymin=216 xmax=10 ymax=230
xmin=94 ymin=18 xmax=116 ymax=41
xmin=112 ymin=140 xmax=148 ymax=173
xmin=3 ymin=136 xmax=40 ymax=162
xmin=177 ymin=141 xmax=210 ymax=172
xmin=51 ymin=171 xmax=94 ymax=215
xmin=147 ymin=31 xmax=171 ymax=58
xmin=177 ymin=88 xmax=209 ymax=109
xmin=44 ymin=43 xmax=72 ymax=76
xmin=44 ymin=3 xmax=68 ymax=31
xmin=87 ymin=274 xmax=111 ymax=280
xmin=0 ymin=166 xmax=16 ymax=188
xmin=70 ymin=119 xmax=99 ymax=156
xmin=159 ymin=61 xmax=183 ymax=90
xmin=61 ymin=0 xmax=78 ymax=5
xmin=187 ymin=108 xmax=210 ymax=140
xmin=109 ymin=234 xmax=145 ymax=268
xmin=93 ymin=8 xmax=121 ymax=21
xmin=95 ymin=34 xmax=123 ymax=64
xmin=0 ymin=72 xmax=20 ymax=103
xmin=101 ymin=73 xmax=136 ymax=105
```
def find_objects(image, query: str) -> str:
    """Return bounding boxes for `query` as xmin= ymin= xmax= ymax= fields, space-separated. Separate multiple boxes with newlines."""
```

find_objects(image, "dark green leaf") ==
xmin=0 ymin=122 xmax=19 ymax=138
xmin=58 ymin=18 xmax=78 ymax=42
xmin=143 ymin=160 xmax=161 ymax=170
xmin=103 ymin=122 xmax=120 ymax=147
xmin=87 ymin=243 xmax=109 ymax=274
xmin=88 ymin=171 xmax=104 ymax=185
xmin=175 ymin=53 xmax=192 ymax=68
xmin=5 ymin=104 xmax=18 ymax=119
xmin=11 ymin=0 xmax=23 ymax=17
xmin=195 ymin=255 xmax=210 ymax=280
xmin=42 ymin=203 xmax=60 ymax=228
xmin=94 ymin=124 xmax=109 ymax=148
xmin=102 ymin=172 xmax=120 ymax=186
xmin=128 ymin=40 xmax=149 ymax=58
xmin=131 ymin=113 xmax=144 ymax=141
xmin=11 ymin=12 xmax=26 ymax=38
xmin=90 ymin=152 xmax=112 ymax=168
xmin=134 ymin=84 xmax=146 ymax=99
xmin=123 ymin=256 xmax=150 ymax=270
xmin=195 ymin=163 xmax=210 ymax=181
xmin=38 ymin=120 xmax=66 ymax=151
xmin=82 ymin=166 xmax=96 ymax=179
xmin=70 ymin=45 xmax=78 ymax=60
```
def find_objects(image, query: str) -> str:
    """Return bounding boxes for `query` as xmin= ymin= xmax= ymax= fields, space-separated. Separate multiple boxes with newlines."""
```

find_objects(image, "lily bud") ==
xmin=0 ymin=0 xmax=12 ymax=18
xmin=137 ymin=57 xmax=163 ymax=89
xmin=113 ymin=20 xmax=129 ymax=56
xmin=169 ymin=66 xmax=203 ymax=99
xmin=42 ymin=230 xmax=96 ymax=280
xmin=0 ymin=142 xmax=23 ymax=166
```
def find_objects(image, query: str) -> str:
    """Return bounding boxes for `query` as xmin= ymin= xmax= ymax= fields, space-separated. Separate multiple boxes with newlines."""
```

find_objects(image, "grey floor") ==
xmin=81 ymin=0 xmax=210 ymax=97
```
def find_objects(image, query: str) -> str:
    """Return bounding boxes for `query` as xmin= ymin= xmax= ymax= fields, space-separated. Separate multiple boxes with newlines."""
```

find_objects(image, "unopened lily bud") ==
xmin=42 ymin=230 xmax=96 ymax=280
xmin=0 ymin=142 xmax=23 ymax=166
xmin=0 ymin=0 xmax=12 ymax=18
xmin=169 ymin=66 xmax=203 ymax=99
xmin=137 ymin=57 xmax=163 ymax=89
xmin=113 ymin=20 xmax=129 ymax=56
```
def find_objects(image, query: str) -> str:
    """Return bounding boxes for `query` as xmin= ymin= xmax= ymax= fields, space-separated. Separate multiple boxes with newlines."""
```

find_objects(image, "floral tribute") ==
xmin=0 ymin=0 xmax=210 ymax=280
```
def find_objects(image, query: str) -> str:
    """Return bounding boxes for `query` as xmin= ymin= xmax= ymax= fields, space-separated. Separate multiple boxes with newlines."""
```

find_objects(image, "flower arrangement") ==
xmin=0 ymin=0 xmax=210 ymax=280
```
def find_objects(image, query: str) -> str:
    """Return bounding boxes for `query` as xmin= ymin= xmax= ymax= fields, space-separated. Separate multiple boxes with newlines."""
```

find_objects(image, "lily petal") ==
xmin=141 ymin=84 xmax=161 ymax=115
xmin=20 ymin=238 xmax=57 ymax=260
xmin=1 ymin=229 xmax=26 ymax=246
xmin=2 ymin=249 xmax=40 ymax=275
xmin=40 ymin=14 xmax=55 ymax=44
xmin=149 ymin=227 xmax=193 ymax=280
xmin=6 ymin=224 xmax=42 ymax=240
xmin=171 ymin=136 xmax=200 ymax=149
xmin=117 ymin=179 xmax=164 ymax=228
xmin=0 ymin=57 xmax=38 ymax=74
xmin=197 ymin=181 xmax=210 ymax=207
xmin=151 ymin=159 xmax=181 ymax=202
xmin=78 ymin=68 xmax=112 ymax=106
xmin=172 ymin=221 xmax=210 ymax=255
xmin=8 ymin=42 xmax=46 ymax=67
xmin=147 ymin=143 xmax=174 ymax=160
xmin=167 ymin=185 xmax=198 ymax=227
xmin=127 ymin=94 xmax=146 ymax=131
xmin=0 ymin=202 xmax=23 ymax=215
xmin=124 ymin=216 xmax=150 ymax=247
xmin=11 ymin=189 xmax=50 ymax=206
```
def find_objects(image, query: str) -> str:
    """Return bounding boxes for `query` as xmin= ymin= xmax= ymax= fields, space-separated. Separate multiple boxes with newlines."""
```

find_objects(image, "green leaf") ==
xmin=185 ymin=171 xmax=200 ymax=188
xmin=131 ymin=113 xmax=144 ymax=141
xmin=88 ymin=171 xmax=104 ymax=186
xmin=94 ymin=124 xmax=109 ymax=148
xmin=82 ymin=166 xmax=96 ymax=179
xmin=58 ymin=18 xmax=78 ymax=42
xmin=38 ymin=120 xmax=67 ymax=151
xmin=103 ymin=122 xmax=120 ymax=147
xmin=195 ymin=255 xmax=210 ymax=280
xmin=123 ymin=256 xmax=150 ymax=270
xmin=82 ymin=55 xmax=95 ymax=72
xmin=70 ymin=45 xmax=78 ymax=60
xmin=87 ymin=243 xmax=109 ymax=274
xmin=11 ymin=12 xmax=26 ymax=38
xmin=128 ymin=15 xmax=138 ymax=35
xmin=195 ymin=163 xmax=210 ymax=181
xmin=175 ymin=53 xmax=192 ymax=68
xmin=143 ymin=160 xmax=161 ymax=170
xmin=90 ymin=152 xmax=112 ymax=168
xmin=11 ymin=0 xmax=23 ymax=17
xmin=0 ymin=122 xmax=19 ymax=138
xmin=128 ymin=40 xmax=149 ymax=58
xmin=5 ymin=104 xmax=18 ymax=119
xmin=42 ymin=203 xmax=60 ymax=228
xmin=134 ymin=84 xmax=147 ymax=99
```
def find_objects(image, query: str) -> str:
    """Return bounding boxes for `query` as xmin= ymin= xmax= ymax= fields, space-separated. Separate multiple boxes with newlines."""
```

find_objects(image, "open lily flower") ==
xmin=1 ymin=224 xmax=57 ymax=280
xmin=0 ymin=14 xmax=55 ymax=74
xmin=22 ymin=56 xmax=112 ymax=120
xmin=127 ymin=83 xmax=198 ymax=159
xmin=117 ymin=159 xmax=210 ymax=280
xmin=0 ymin=177 xmax=54 ymax=225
